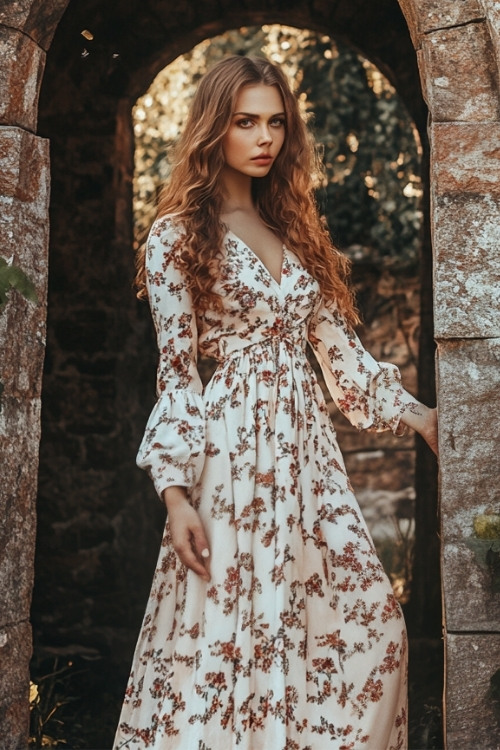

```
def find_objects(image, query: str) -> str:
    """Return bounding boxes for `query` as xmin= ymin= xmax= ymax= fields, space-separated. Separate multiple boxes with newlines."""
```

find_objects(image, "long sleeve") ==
xmin=136 ymin=216 xmax=205 ymax=498
xmin=308 ymin=300 xmax=419 ymax=434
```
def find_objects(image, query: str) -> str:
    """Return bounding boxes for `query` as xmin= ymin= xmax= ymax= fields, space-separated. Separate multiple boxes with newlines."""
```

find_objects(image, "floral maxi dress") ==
xmin=114 ymin=216 xmax=418 ymax=750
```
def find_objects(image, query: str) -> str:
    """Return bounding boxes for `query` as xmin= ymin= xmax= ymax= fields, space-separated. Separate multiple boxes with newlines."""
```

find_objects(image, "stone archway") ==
xmin=0 ymin=1 xmax=499 ymax=748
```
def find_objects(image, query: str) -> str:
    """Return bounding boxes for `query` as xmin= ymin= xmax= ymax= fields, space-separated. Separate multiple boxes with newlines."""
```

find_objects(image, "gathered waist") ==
xmin=208 ymin=330 xmax=308 ymax=365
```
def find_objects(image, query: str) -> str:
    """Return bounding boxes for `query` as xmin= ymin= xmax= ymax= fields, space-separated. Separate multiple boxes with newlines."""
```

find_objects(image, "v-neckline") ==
xmin=227 ymin=229 xmax=286 ymax=289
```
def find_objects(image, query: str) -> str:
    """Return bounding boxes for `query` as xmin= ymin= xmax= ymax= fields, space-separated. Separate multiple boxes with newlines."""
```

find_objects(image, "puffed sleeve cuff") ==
xmin=312 ymin=339 xmax=420 ymax=435
xmin=136 ymin=389 xmax=206 ymax=499
xmin=362 ymin=361 xmax=420 ymax=434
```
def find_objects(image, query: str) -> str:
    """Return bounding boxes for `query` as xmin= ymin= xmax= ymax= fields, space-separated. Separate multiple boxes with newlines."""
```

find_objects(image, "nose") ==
xmin=257 ymin=124 xmax=272 ymax=145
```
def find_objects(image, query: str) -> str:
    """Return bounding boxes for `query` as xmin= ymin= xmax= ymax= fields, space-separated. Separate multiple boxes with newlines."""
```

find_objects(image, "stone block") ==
xmin=0 ymin=127 xmax=50 ymax=204
xmin=0 ymin=197 xmax=49 ymax=282
xmin=0 ymin=397 xmax=39 ymax=625
xmin=0 ymin=298 xmax=46 ymax=399
xmin=0 ymin=620 xmax=32 ymax=750
xmin=419 ymin=21 xmax=500 ymax=121
xmin=443 ymin=541 xmax=500 ymax=631
xmin=0 ymin=27 xmax=46 ymax=131
xmin=438 ymin=339 xmax=500 ymax=631
xmin=432 ymin=123 xmax=500 ymax=193
xmin=446 ymin=634 xmax=500 ymax=749
xmin=0 ymin=0 xmax=69 ymax=50
xmin=433 ymin=193 xmax=500 ymax=338
xmin=431 ymin=123 xmax=500 ymax=339
xmin=399 ymin=0 xmax=483 ymax=45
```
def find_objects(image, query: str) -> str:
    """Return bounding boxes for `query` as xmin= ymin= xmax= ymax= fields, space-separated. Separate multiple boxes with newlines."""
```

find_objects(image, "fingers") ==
xmin=425 ymin=408 xmax=439 ymax=456
xmin=169 ymin=511 xmax=211 ymax=582
xmin=176 ymin=537 xmax=211 ymax=582
xmin=428 ymin=433 xmax=439 ymax=457
xmin=192 ymin=525 xmax=211 ymax=581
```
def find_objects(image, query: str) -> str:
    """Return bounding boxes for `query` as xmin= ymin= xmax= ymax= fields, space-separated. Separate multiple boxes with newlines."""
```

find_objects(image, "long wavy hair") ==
xmin=135 ymin=55 xmax=359 ymax=326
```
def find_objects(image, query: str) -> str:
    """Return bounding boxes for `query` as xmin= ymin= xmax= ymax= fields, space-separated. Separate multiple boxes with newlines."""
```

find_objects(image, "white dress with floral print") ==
xmin=114 ymin=216 xmax=418 ymax=750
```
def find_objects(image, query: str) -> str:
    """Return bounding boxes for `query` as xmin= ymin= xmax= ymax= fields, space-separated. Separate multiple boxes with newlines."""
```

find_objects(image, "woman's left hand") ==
xmin=401 ymin=404 xmax=438 ymax=457
xmin=421 ymin=406 xmax=438 ymax=456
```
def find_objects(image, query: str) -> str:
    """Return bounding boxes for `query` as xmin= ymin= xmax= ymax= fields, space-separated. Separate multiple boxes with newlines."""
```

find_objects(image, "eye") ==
xmin=236 ymin=118 xmax=254 ymax=128
xmin=270 ymin=117 xmax=285 ymax=128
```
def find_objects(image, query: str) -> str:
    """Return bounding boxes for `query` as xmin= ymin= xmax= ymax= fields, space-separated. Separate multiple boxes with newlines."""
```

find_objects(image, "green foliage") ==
xmin=0 ymin=256 xmax=38 ymax=310
xmin=133 ymin=25 xmax=422 ymax=266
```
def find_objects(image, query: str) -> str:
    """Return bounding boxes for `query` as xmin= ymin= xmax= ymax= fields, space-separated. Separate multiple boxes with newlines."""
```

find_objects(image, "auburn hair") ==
xmin=135 ymin=55 xmax=359 ymax=327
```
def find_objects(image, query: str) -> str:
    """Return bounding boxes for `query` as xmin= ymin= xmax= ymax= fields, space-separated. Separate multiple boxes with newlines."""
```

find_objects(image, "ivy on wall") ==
xmin=133 ymin=25 xmax=422 ymax=267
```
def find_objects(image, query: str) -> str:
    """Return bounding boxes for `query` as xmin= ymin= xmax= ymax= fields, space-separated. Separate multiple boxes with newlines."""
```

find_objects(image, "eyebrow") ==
xmin=232 ymin=111 xmax=285 ymax=117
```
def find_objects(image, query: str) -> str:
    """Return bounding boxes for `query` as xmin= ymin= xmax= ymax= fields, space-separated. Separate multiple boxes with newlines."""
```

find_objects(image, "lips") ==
xmin=251 ymin=154 xmax=273 ymax=164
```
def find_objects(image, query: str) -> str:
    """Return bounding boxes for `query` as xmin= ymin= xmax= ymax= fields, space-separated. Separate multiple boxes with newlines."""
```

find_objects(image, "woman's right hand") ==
xmin=162 ymin=486 xmax=211 ymax=582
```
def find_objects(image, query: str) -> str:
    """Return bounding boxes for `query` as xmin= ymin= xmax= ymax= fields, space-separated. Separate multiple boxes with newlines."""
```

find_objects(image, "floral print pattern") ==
xmin=114 ymin=216 xmax=418 ymax=749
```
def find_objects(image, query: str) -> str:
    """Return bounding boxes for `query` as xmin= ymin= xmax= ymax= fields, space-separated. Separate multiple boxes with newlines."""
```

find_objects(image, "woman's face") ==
xmin=221 ymin=84 xmax=286 ymax=180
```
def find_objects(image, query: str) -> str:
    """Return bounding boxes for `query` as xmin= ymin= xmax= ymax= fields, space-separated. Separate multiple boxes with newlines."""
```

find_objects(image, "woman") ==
xmin=114 ymin=55 xmax=437 ymax=749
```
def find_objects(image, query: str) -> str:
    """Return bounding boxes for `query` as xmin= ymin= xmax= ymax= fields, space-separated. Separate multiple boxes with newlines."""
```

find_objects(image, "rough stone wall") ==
xmin=0 ymin=2 xmax=69 ymax=748
xmin=399 ymin=1 xmax=500 ymax=746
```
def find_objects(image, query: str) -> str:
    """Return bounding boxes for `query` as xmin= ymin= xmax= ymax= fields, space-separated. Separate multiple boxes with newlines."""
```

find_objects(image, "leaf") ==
xmin=0 ymin=260 xmax=38 ymax=309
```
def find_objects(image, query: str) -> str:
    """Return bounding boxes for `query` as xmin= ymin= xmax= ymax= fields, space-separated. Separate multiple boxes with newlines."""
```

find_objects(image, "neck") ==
xmin=220 ymin=167 xmax=254 ymax=214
